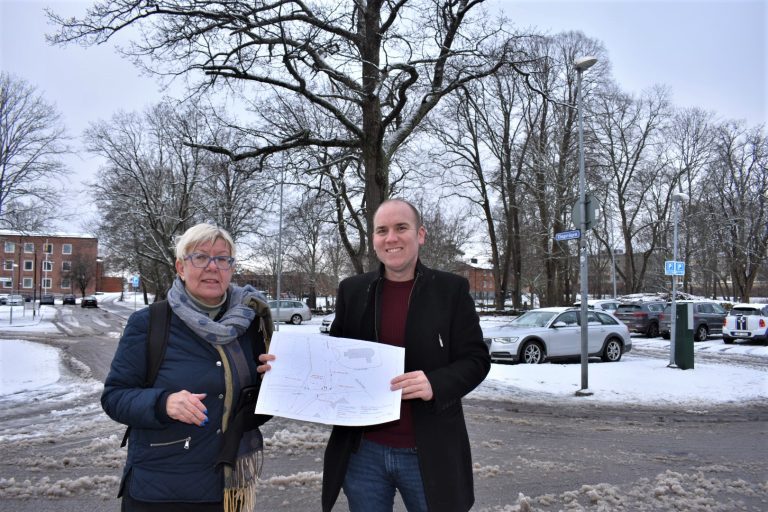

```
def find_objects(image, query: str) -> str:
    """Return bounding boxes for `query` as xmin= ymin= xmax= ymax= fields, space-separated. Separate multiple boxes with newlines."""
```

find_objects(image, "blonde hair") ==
xmin=174 ymin=223 xmax=236 ymax=263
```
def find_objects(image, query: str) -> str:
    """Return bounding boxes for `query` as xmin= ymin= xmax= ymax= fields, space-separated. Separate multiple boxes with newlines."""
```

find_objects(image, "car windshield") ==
xmin=616 ymin=305 xmax=641 ymax=313
xmin=510 ymin=311 xmax=558 ymax=327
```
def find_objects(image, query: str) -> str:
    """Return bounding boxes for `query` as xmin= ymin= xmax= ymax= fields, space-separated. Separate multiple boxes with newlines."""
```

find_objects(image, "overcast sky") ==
xmin=1 ymin=0 xmax=766 ymax=233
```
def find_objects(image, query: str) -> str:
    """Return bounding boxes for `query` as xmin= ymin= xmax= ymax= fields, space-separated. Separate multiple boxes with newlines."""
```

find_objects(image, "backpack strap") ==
xmin=120 ymin=300 xmax=172 ymax=448
xmin=144 ymin=300 xmax=172 ymax=386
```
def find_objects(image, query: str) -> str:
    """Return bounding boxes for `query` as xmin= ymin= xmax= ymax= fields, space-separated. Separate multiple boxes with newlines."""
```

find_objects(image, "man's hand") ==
xmin=166 ymin=390 xmax=207 ymax=426
xmin=391 ymin=371 xmax=433 ymax=401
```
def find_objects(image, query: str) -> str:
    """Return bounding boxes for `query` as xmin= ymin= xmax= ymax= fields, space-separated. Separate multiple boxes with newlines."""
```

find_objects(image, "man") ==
xmin=322 ymin=198 xmax=490 ymax=512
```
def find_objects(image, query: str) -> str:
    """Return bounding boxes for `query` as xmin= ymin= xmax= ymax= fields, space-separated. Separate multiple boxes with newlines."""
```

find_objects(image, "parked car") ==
xmin=81 ymin=295 xmax=98 ymax=308
xmin=268 ymin=299 xmax=312 ymax=325
xmin=319 ymin=312 xmax=335 ymax=334
xmin=0 ymin=294 xmax=8 ymax=305
xmin=39 ymin=294 xmax=55 ymax=305
xmin=722 ymin=303 xmax=768 ymax=345
xmin=6 ymin=294 xmax=24 ymax=306
xmin=659 ymin=300 xmax=727 ymax=341
xmin=483 ymin=307 xmax=631 ymax=364
xmin=613 ymin=301 xmax=666 ymax=338
xmin=62 ymin=294 xmax=77 ymax=305
xmin=572 ymin=299 xmax=620 ymax=313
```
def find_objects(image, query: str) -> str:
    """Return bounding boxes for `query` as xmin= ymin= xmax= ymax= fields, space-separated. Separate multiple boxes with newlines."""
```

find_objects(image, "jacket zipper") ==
xmin=150 ymin=436 xmax=191 ymax=449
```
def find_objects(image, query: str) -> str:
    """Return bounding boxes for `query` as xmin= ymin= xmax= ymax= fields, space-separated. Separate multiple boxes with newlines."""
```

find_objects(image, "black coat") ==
xmin=322 ymin=261 xmax=490 ymax=512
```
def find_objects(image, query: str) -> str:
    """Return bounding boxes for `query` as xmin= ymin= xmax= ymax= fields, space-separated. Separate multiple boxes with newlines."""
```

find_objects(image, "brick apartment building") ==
xmin=456 ymin=259 xmax=496 ymax=302
xmin=0 ymin=230 xmax=102 ymax=298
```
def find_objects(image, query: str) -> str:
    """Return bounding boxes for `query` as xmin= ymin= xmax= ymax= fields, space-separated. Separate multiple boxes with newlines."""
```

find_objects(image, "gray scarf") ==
xmin=167 ymin=277 xmax=264 ymax=345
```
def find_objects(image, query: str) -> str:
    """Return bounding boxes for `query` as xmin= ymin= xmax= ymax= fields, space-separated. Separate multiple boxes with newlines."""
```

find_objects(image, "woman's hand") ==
xmin=166 ymin=390 xmax=208 ymax=426
xmin=257 ymin=353 xmax=276 ymax=377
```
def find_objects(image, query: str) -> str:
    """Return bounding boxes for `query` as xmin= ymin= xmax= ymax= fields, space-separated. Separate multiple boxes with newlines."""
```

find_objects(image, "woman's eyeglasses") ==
xmin=184 ymin=253 xmax=235 ymax=270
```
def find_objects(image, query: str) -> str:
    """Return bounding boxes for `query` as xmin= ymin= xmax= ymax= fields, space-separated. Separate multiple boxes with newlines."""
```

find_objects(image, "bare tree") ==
xmin=416 ymin=198 xmax=472 ymax=273
xmin=85 ymin=101 xmax=212 ymax=297
xmin=0 ymin=72 xmax=69 ymax=228
xmin=48 ymin=0 xmax=532 ymax=269
xmin=284 ymin=193 xmax=330 ymax=309
xmin=702 ymin=122 xmax=768 ymax=301
xmin=67 ymin=253 xmax=95 ymax=297
xmin=590 ymin=84 xmax=673 ymax=294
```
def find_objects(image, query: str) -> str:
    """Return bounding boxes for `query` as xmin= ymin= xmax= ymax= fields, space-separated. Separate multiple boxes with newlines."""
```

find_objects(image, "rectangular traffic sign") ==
xmin=665 ymin=261 xmax=685 ymax=276
xmin=555 ymin=229 xmax=581 ymax=241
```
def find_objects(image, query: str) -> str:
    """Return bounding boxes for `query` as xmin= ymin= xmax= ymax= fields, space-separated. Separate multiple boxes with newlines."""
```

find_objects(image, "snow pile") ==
xmin=0 ymin=475 xmax=120 ymax=499
xmin=471 ymin=354 xmax=768 ymax=407
xmin=258 ymin=471 xmax=323 ymax=489
xmin=476 ymin=470 xmax=767 ymax=511
xmin=265 ymin=425 xmax=330 ymax=452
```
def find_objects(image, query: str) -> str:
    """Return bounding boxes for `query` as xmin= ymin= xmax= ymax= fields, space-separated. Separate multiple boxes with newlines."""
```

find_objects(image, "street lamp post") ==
xmin=669 ymin=191 xmax=689 ymax=365
xmin=275 ymin=167 xmax=285 ymax=332
xmin=10 ymin=263 xmax=18 ymax=325
xmin=575 ymin=55 xmax=597 ymax=395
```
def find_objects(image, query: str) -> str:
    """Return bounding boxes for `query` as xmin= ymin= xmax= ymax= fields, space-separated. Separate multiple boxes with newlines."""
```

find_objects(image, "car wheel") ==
xmin=601 ymin=338 xmax=623 ymax=362
xmin=722 ymin=336 xmax=734 ymax=345
xmin=694 ymin=324 xmax=708 ymax=342
xmin=290 ymin=314 xmax=302 ymax=325
xmin=519 ymin=341 xmax=544 ymax=364
xmin=661 ymin=332 xmax=670 ymax=340
xmin=647 ymin=322 xmax=659 ymax=338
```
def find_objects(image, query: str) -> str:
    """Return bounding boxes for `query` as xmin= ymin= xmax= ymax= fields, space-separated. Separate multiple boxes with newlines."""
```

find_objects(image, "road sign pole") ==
xmin=576 ymin=65 xmax=591 ymax=396
xmin=669 ymin=200 xmax=681 ymax=366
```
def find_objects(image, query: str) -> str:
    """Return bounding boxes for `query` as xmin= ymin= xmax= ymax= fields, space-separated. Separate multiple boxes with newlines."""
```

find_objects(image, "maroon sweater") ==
xmin=364 ymin=278 xmax=416 ymax=448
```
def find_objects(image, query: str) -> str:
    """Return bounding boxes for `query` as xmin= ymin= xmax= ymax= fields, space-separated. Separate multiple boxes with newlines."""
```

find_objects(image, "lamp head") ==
xmin=574 ymin=56 xmax=598 ymax=71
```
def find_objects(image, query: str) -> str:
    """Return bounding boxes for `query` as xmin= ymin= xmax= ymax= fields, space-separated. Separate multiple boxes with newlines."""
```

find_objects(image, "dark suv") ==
xmin=613 ymin=301 xmax=666 ymax=337
xmin=659 ymin=300 xmax=727 ymax=341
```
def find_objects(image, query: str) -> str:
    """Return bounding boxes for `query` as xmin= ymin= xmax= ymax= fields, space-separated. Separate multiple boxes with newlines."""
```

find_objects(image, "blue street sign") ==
xmin=555 ymin=229 xmax=581 ymax=241
xmin=665 ymin=261 xmax=685 ymax=276
xmin=132 ymin=275 xmax=140 ymax=287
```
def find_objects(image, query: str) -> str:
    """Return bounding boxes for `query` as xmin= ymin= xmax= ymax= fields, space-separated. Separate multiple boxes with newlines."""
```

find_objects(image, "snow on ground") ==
xmin=0 ymin=301 xmax=766 ymax=407
xmin=0 ymin=299 xmax=766 ymax=509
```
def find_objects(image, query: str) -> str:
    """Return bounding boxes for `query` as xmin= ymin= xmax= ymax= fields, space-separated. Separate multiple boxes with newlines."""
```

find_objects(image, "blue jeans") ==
xmin=343 ymin=439 xmax=429 ymax=512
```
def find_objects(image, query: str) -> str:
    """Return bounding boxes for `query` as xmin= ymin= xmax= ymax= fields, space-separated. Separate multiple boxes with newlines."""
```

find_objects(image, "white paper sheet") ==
xmin=255 ymin=332 xmax=405 ymax=426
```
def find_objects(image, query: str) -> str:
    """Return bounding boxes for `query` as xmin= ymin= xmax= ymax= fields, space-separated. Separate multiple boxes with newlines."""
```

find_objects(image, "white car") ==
xmin=6 ymin=294 xmax=24 ymax=306
xmin=572 ymin=299 xmax=620 ymax=313
xmin=484 ymin=307 xmax=632 ymax=364
xmin=319 ymin=312 xmax=335 ymax=334
xmin=722 ymin=303 xmax=768 ymax=345
xmin=268 ymin=299 xmax=312 ymax=325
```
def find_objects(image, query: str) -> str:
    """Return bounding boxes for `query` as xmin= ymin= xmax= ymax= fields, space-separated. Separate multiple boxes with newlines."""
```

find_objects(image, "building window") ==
xmin=62 ymin=261 xmax=72 ymax=272
xmin=42 ymin=278 xmax=52 ymax=289
xmin=4 ymin=242 xmax=14 ymax=253
xmin=3 ymin=260 xmax=13 ymax=271
xmin=42 ymin=261 xmax=54 ymax=272
xmin=61 ymin=278 xmax=71 ymax=289
xmin=23 ymin=260 xmax=33 ymax=271
xmin=43 ymin=243 xmax=53 ymax=254
xmin=22 ymin=277 xmax=33 ymax=289
xmin=62 ymin=243 xmax=72 ymax=255
xmin=24 ymin=242 xmax=34 ymax=253
xmin=3 ymin=280 xmax=11 ymax=289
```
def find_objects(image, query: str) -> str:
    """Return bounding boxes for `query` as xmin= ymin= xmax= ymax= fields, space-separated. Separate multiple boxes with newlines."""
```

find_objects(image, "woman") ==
xmin=102 ymin=223 xmax=273 ymax=512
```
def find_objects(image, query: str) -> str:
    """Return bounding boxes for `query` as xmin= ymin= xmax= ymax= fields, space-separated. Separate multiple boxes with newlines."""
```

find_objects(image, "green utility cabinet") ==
xmin=674 ymin=302 xmax=694 ymax=369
